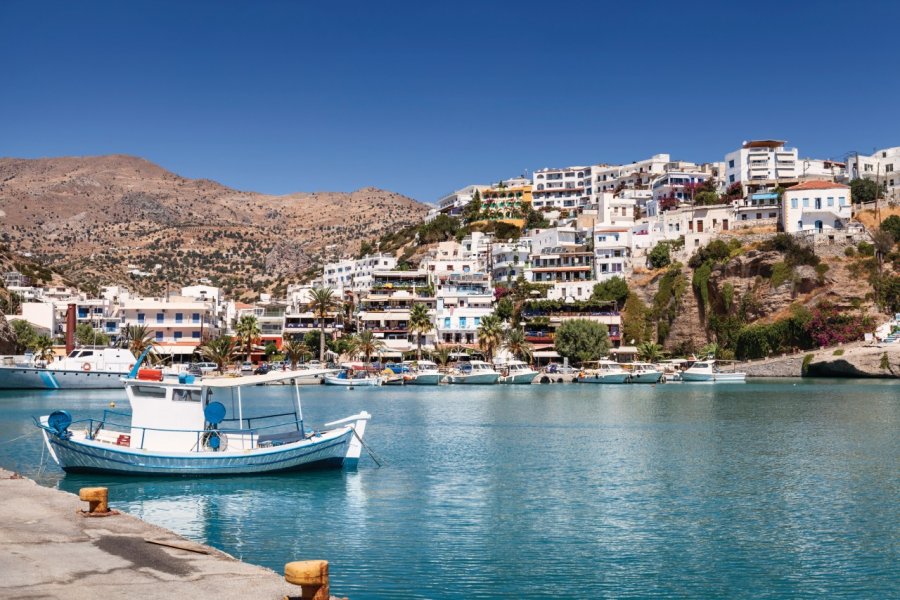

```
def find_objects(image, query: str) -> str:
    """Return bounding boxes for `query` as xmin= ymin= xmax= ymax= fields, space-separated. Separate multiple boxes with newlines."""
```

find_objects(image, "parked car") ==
xmin=190 ymin=362 xmax=218 ymax=374
xmin=240 ymin=361 xmax=254 ymax=373
xmin=253 ymin=364 xmax=271 ymax=375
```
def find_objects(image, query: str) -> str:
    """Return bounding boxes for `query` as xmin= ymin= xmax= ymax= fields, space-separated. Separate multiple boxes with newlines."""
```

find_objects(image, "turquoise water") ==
xmin=1 ymin=380 xmax=898 ymax=599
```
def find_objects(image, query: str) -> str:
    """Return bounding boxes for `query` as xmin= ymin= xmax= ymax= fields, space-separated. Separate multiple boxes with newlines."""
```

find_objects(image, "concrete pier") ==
xmin=0 ymin=468 xmax=293 ymax=599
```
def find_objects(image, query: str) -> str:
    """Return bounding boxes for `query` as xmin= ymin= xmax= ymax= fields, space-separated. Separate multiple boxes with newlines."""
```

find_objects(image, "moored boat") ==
xmin=323 ymin=366 xmax=382 ymax=386
xmin=447 ymin=360 xmax=500 ymax=385
xmin=681 ymin=359 xmax=746 ymax=382
xmin=403 ymin=360 xmax=445 ymax=385
xmin=35 ymin=366 xmax=372 ymax=476
xmin=577 ymin=360 xmax=631 ymax=384
xmin=0 ymin=347 xmax=138 ymax=390
xmin=497 ymin=360 xmax=539 ymax=384
xmin=628 ymin=362 xmax=663 ymax=384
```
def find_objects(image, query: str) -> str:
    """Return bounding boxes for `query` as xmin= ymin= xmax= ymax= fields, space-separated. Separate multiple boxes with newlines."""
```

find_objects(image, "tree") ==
xmin=495 ymin=297 xmax=514 ymax=322
xmin=0 ymin=291 xmax=23 ymax=315
xmin=235 ymin=314 xmax=261 ymax=361
xmin=647 ymin=243 xmax=672 ymax=269
xmin=872 ymin=229 xmax=896 ymax=274
xmin=699 ymin=342 xmax=719 ymax=358
xmin=199 ymin=336 xmax=235 ymax=373
xmin=11 ymin=320 xmax=37 ymax=353
xmin=282 ymin=338 xmax=311 ymax=369
xmin=30 ymin=334 xmax=55 ymax=363
xmin=502 ymin=328 xmax=533 ymax=362
xmin=591 ymin=276 xmax=629 ymax=308
xmin=123 ymin=324 xmax=155 ymax=357
xmin=353 ymin=330 xmax=385 ymax=364
xmin=264 ymin=342 xmax=278 ymax=358
xmin=308 ymin=286 xmax=338 ymax=361
xmin=431 ymin=343 xmax=452 ymax=368
xmin=476 ymin=314 xmax=504 ymax=363
xmin=694 ymin=190 xmax=719 ymax=206
xmin=75 ymin=323 xmax=109 ymax=347
xmin=850 ymin=178 xmax=879 ymax=204
xmin=880 ymin=215 xmax=900 ymax=243
xmin=637 ymin=341 xmax=663 ymax=363
xmin=408 ymin=303 xmax=433 ymax=361
xmin=554 ymin=319 xmax=610 ymax=364
xmin=622 ymin=292 xmax=650 ymax=345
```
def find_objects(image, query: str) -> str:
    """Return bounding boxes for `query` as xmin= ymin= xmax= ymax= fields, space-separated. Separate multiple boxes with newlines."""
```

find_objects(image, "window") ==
xmin=444 ymin=317 xmax=450 ymax=328
xmin=473 ymin=317 xmax=480 ymax=327
xmin=814 ymin=198 xmax=821 ymax=210
xmin=729 ymin=175 xmax=735 ymax=183
xmin=192 ymin=313 xmax=200 ymax=323
xmin=155 ymin=331 xmax=163 ymax=341
xmin=886 ymin=164 xmax=893 ymax=172
xmin=459 ymin=317 xmax=467 ymax=328
xmin=839 ymin=197 xmax=846 ymax=206
xmin=174 ymin=331 xmax=183 ymax=340
xmin=192 ymin=331 xmax=201 ymax=339
xmin=137 ymin=313 xmax=145 ymax=323
xmin=791 ymin=198 xmax=798 ymax=209
xmin=802 ymin=198 xmax=809 ymax=208
xmin=156 ymin=313 xmax=164 ymax=323
xmin=728 ymin=160 xmax=735 ymax=168
xmin=827 ymin=197 xmax=834 ymax=207
xmin=175 ymin=313 xmax=183 ymax=323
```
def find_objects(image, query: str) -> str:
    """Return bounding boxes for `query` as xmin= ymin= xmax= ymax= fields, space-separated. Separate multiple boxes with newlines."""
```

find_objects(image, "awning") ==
xmin=155 ymin=344 xmax=200 ymax=355
xmin=533 ymin=350 xmax=560 ymax=358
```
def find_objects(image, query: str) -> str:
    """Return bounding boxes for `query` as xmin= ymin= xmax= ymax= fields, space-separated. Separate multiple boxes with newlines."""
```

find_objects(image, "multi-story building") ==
xmin=649 ymin=171 xmax=715 ymax=212
xmin=528 ymin=226 xmax=583 ymax=255
xmin=491 ymin=240 xmax=532 ymax=283
xmin=322 ymin=254 xmax=398 ymax=293
xmin=532 ymin=166 xmax=591 ymax=211
xmin=358 ymin=272 xmax=436 ymax=358
xmin=594 ymin=192 xmax=636 ymax=227
xmin=421 ymin=239 xmax=485 ymax=278
xmin=593 ymin=226 xmax=632 ymax=281
xmin=521 ymin=300 xmax=622 ymax=365
xmin=117 ymin=296 xmax=219 ymax=362
xmin=733 ymin=191 xmax=781 ymax=228
xmin=436 ymin=184 xmax=487 ymax=218
xmin=481 ymin=182 xmax=532 ymax=223
xmin=725 ymin=140 xmax=799 ymax=194
xmin=591 ymin=154 xmax=672 ymax=198
xmin=433 ymin=273 xmax=494 ymax=346
xmin=782 ymin=181 xmax=851 ymax=235
xmin=527 ymin=246 xmax=595 ymax=284
xmin=847 ymin=147 xmax=900 ymax=200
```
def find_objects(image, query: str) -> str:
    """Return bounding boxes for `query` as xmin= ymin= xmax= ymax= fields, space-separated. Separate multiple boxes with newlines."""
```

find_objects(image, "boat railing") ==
xmin=39 ymin=413 xmax=310 ymax=452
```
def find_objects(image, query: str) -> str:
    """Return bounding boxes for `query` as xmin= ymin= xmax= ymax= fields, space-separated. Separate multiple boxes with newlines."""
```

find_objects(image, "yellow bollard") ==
xmin=284 ymin=560 xmax=329 ymax=600
xmin=79 ymin=487 xmax=109 ymax=514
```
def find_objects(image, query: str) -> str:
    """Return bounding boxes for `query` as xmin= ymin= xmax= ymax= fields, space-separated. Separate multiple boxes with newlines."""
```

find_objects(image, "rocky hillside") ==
xmin=0 ymin=155 xmax=429 ymax=298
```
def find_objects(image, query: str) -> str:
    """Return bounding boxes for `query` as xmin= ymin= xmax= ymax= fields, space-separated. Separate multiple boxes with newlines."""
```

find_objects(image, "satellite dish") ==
xmin=47 ymin=410 xmax=72 ymax=435
xmin=204 ymin=401 xmax=226 ymax=426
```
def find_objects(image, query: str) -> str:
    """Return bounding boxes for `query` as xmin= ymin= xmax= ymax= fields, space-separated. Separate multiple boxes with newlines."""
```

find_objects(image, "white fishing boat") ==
xmin=323 ymin=366 xmax=382 ymax=386
xmin=403 ymin=360 xmax=445 ymax=385
xmin=628 ymin=362 xmax=663 ymax=384
xmin=577 ymin=360 xmax=631 ymax=384
xmin=0 ymin=347 xmax=138 ymax=390
xmin=497 ymin=360 xmax=539 ymax=384
xmin=681 ymin=359 xmax=746 ymax=382
xmin=34 ymin=363 xmax=372 ymax=476
xmin=447 ymin=360 xmax=500 ymax=385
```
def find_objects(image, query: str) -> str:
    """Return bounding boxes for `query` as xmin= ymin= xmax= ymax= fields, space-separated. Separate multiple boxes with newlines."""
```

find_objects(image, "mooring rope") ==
xmin=352 ymin=428 xmax=384 ymax=467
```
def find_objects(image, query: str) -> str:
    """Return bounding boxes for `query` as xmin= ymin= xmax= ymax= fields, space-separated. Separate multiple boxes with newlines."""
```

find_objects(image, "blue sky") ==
xmin=1 ymin=1 xmax=898 ymax=203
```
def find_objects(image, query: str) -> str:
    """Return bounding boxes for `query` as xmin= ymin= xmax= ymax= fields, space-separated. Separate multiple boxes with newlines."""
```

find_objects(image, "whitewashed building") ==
xmin=847 ymin=147 xmax=900 ymax=199
xmin=782 ymin=180 xmax=851 ymax=234
xmin=593 ymin=226 xmax=632 ymax=281
xmin=532 ymin=166 xmax=591 ymax=211
xmin=725 ymin=140 xmax=799 ymax=193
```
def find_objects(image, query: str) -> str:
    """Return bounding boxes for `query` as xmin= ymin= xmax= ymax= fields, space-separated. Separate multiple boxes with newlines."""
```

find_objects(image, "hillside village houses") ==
xmin=7 ymin=138 xmax=881 ymax=366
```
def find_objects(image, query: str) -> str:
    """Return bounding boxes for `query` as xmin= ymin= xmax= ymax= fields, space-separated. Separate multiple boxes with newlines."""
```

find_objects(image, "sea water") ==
xmin=1 ymin=380 xmax=897 ymax=599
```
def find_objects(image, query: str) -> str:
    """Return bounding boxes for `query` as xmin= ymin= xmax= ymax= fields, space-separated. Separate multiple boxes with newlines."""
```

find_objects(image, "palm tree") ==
xmin=199 ymin=336 xmax=235 ymax=374
xmin=308 ymin=286 xmax=338 ymax=362
xmin=699 ymin=342 xmax=719 ymax=359
xmin=282 ymin=338 xmax=311 ymax=369
xmin=431 ymin=343 xmax=452 ymax=369
xmin=353 ymin=330 xmax=385 ymax=365
xmin=477 ymin=314 xmax=504 ymax=363
xmin=123 ymin=324 xmax=156 ymax=359
xmin=502 ymin=328 xmax=533 ymax=362
xmin=637 ymin=341 xmax=664 ymax=363
xmin=235 ymin=314 xmax=261 ymax=361
xmin=30 ymin=334 xmax=56 ymax=364
xmin=408 ymin=303 xmax=433 ymax=360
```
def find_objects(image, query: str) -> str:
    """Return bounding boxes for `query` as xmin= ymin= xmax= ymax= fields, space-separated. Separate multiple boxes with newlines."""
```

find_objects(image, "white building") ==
xmin=528 ymin=227 xmax=582 ymax=255
xmin=593 ymin=226 xmax=632 ymax=281
xmin=847 ymin=147 xmax=900 ymax=199
xmin=782 ymin=181 xmax=851 ymax=234
xmin=436 ymin=184 xmax=487 ymax=218
xmin=433 ymin=273 xmax=494 ymax=346
xmin=725 ymin=140 xmax=799 ymax=193
xmin=532 ymin=166 xmax=591 ymax=211
xmin=491 ymin=240 xmax=532 ymax=283
xmin=117 ymin=296 xmax=220 ymax=362
xmin=322 ymin=254 xmax=398 ymax=293
xmin=594 ymin=192 xmax=636 ymax=227
xmin=592 ymin=154 xmax=671 ymax=196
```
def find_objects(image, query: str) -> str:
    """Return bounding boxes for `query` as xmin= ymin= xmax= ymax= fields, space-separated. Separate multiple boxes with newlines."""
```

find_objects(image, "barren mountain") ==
xmin=0 ymin=155 xmax=429 ymax=298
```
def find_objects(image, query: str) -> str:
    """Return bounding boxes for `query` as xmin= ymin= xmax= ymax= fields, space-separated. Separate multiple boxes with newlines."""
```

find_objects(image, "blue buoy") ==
xmin=208 ymin=434 xmax=221 ymax=450
xmin=204 ymin=401 xmax=226 ymax=425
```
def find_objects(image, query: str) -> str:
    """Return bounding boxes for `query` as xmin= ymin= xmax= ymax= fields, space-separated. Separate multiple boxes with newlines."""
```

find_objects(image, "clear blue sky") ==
xmin=1 ymin=1 xmax=898 ymax=203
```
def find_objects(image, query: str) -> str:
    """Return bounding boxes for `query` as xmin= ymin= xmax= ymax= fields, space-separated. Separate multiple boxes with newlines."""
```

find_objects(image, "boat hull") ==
xmin=682 ymin=372 xmax=747 ymax=382
xmin=499 ymin=371 xmax=539 ymax=384
xmin=324 ymin=375 xmax=381 ymax=386
xmin=577 ymin=373 xmax=631 ymax=384
xmin=409 ymin=373 xmax=444 ymax=385
xmin=0 ymin=366 xmax=127 ymax=390
xmin=629 ymin=372 xmax=663 ymax=384
xmin=42 ymin=428 xmax=357 ymax=476
xmin=448 ymin=373 xmax=500 ymax=384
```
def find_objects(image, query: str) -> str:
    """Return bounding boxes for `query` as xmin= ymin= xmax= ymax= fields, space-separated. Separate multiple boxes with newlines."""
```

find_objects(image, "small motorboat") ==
xmin=681 ymin=359 xmax=746 ymax=382
xmin=323 ymin=367 xmax=382 ymax=386
xmin=497 ymin=360 xmax=539 ymax=384
xmin=447 ymin=360 xmax=500 ymax=385
xmin=34 ymin=356 xmax=372 ymax=476
xmin=403 ymin=360 xmax=445 ymax=385
xmin=628 ymin=362 xmax=663 ymax=384
xmin=577 ymin=360 xmax=630 ymax=384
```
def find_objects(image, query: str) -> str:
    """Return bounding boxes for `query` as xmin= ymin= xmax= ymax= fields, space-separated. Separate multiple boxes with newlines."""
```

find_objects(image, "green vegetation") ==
xmin=802 ymin=353 xmax=814 ymax=375
xmin=857 ymin=241 xmax=875 ymax=257
xmin=235 ymin=314 xmax=261 ymax=361
xmin=637 ymin=341 xmax=663 ymax=363
xmin=476 ymin=314 xmax=504 ymax=363
xmin=308 ymin=286 xmax=338 ymax=361
xmin=651 ymin=265 xmax=687 ymax=344
xmin=591 ymin=276 xmax=629 ymax=307
xmin=553 ymin=319 xmax=611 ymax=365
xmin=622 ymin=292 xmax=651 ymax=345
xmin=282 ymin=338 xmax=312 ymax=368
xmin=880 ymin=352 xmax=890 ymax=371
xmin=849 ymin=178 xmax=880 ymax=204
xmin=75 ymin=323 xmax=109 ymax=347
xmin=832 ymin=349 xmax=844 ymax=356
xmin=647 ymin=242 xmax=672 ymax=269
xmin=199 ymin=336 xmax=235 ymax=373
xmin=759 ymin=234 xmax=819 ymax=267
xmin=502 ymin=328 xmax=533 ymax=362
xmin=881 ymin=215 xmax=900 ymax=243
xmin=770 ymin=262 xmax=793 ymax=288
xmin=408 ymin=302 xmax=433 ymax=360
xmin=11 ymin=319 xmax=37 ymax=353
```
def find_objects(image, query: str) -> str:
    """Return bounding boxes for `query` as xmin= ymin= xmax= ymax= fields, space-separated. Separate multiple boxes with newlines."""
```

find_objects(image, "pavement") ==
xmin=0 ymin=468 xmax=293 ymax=600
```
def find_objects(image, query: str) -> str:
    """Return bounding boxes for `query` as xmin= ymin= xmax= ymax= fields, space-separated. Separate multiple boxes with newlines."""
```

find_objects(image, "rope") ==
xmin=351 ymin=427 xmax=384 ymax=467
xmin=0 ymin=429 xmax=40 ymax=446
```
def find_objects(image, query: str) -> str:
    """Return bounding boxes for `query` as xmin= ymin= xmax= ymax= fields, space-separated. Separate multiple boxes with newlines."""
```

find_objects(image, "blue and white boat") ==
xmin=0 ymin=347 xmax=137 ymax=390
xmin=35 ymin=364 xmax=372 ymax=476
xmin=681 ymin=359 xmax=746 ymax=383
xmin=576 ymin=360 xmax=631 ymax=384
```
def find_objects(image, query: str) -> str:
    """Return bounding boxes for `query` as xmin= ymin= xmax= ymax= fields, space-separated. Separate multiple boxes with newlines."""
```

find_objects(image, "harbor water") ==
xmin=1 ymin=380 xmax=897 ymax=599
